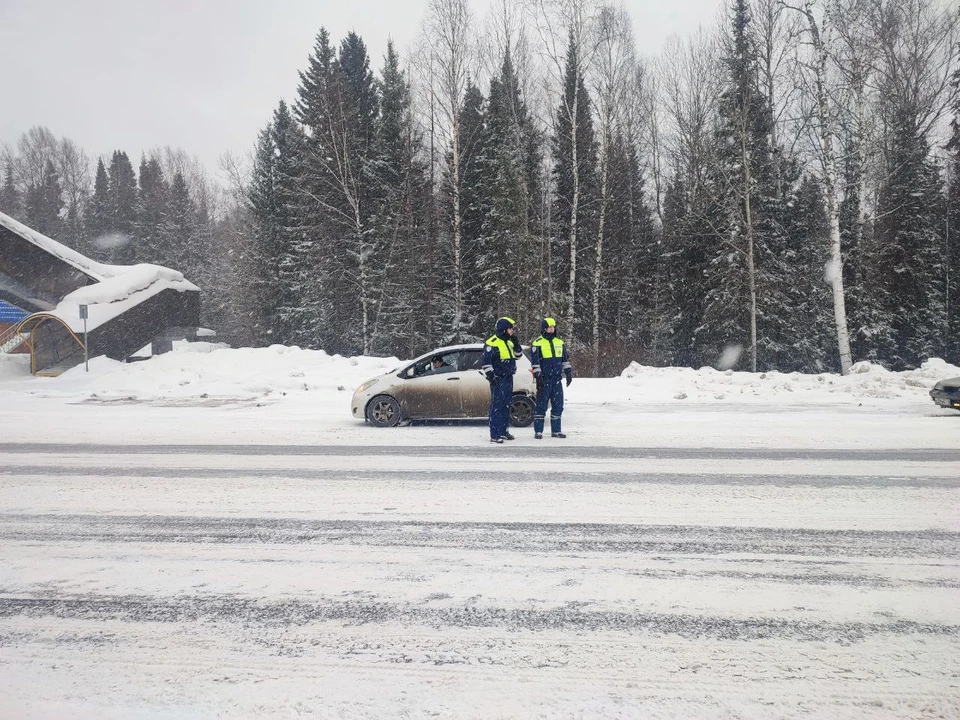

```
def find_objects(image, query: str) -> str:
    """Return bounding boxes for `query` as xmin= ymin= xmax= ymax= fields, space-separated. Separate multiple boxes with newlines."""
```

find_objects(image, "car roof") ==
xmin=413 ymin=344 xmax=483 ymax=360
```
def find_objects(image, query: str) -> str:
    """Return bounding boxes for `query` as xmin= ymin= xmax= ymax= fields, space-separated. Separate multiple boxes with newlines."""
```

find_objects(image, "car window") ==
xmin=411 ymin=351 xmax=459 ymax=377
xmin=457 ymin=350 xmax=483 ymax=371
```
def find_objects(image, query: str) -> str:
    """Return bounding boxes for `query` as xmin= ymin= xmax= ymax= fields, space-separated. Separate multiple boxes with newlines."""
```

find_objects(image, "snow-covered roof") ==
xmin=0 ymin=209 xmax=118 ymax=282
xmin=51 ymin=264 xmax=200 ymax=333
xmin=0 ymin=210 xmax=199 ymax=332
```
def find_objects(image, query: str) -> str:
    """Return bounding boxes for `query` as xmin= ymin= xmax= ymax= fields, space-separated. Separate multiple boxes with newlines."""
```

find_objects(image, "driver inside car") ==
xmin=422 ymin=355 xmax=453 ymax=375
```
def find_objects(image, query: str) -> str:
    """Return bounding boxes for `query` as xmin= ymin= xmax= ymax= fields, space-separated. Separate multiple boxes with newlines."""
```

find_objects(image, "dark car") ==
xmin=930 ymin=376 xmax=960 ymax=411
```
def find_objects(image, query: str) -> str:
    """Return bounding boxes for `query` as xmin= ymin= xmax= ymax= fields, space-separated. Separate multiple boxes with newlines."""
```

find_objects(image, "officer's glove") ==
xmin=533 ymin=369 xmax=542 ymax=378
xmin=565 ymin=373 xmax=573 ymax=387
xmin=485 ymin=370 xmax=496 ymax=384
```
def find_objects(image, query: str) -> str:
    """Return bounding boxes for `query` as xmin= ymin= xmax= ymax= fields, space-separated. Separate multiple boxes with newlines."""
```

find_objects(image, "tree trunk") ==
xmin=804 ymin=0 xmax=853 ymax=374
xmin=592 ymin=130 xmax=610 ymax=375
xmin=451 ymin=122 xmax=463 ymax=342
xmin=741 ymin=126 xmax=758 ymax=373
xmin=356 ymin=205 xmax=370 ymax=356
xmin=565 ymin=86 xmax=580 ymax=346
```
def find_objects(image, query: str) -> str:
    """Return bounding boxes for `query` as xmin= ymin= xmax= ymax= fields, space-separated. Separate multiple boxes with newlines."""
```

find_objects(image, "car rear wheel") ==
xmin=510 ymin=394 xmax=535 ymax=428
xmin=366 ymin=395 xmax=402 ymax=427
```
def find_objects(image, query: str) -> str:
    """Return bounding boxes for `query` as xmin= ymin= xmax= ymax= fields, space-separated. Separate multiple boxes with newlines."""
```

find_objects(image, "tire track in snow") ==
xmin=3 ymin=514 xmax=959 ymax=559
xmin=1 ymin=595 xmax=957 ymax=644
xmin=4 ymin=465 xmax=959 ymax=487
xmin=4 ymin=442 xmax=960 ymax=462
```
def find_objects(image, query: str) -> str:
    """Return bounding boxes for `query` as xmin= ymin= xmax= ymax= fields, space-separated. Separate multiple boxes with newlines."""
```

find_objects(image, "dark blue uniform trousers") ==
xmin=534 ymin=375 xmax=564 ymax=434
xmin=489 ymin=375 xmax=514 ymax=439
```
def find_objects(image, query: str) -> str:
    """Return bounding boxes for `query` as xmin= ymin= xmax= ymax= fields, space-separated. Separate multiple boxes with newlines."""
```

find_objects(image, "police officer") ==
xmin=482 ymin=316 xmax=521 ymax=444
xmin=530 ymin=317 xmax=572 ymax=439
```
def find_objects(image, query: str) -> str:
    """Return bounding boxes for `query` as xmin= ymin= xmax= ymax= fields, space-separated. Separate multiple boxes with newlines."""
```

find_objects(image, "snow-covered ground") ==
xmin=1 ymin=345 xmax=958 ymax=718
xmin=1 ymin=343 xmax=958 ymax=449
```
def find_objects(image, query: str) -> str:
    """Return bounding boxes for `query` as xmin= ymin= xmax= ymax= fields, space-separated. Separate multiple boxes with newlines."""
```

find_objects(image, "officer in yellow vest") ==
xmin=530 ymin=317 xmax=573 ymax=438
xmin=482 ymin=316 xmax=521 ymax=443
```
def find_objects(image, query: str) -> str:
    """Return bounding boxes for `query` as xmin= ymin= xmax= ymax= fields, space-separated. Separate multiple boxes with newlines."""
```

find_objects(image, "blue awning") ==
xmin=0 ymin=299 xmax=29 ymax=323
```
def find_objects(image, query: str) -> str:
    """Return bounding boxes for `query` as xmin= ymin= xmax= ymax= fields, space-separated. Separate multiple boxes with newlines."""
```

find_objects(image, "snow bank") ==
xmin=619 ymin=357 xmax=959 ymax=403
xmin=50 ymin=264 xmax=200 ymax=332
xmin=6 ymin=340 xmax=954 ymax=409
xmin=0 ymin=353 xmax=30 ymax=382
xmin=24 ymin=343 xmax=399 ymax=404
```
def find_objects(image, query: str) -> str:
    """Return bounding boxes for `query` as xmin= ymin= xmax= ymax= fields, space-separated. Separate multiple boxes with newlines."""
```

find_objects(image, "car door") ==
xmin=456 ymin=348 xmax=492 ymax=418
xmin=393 ymin=351 xmax=463 ymax=418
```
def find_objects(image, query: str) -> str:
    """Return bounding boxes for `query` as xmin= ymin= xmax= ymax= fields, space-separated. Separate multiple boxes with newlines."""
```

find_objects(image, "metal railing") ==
xmin=0 ymin=324 xmax=25 ymax=353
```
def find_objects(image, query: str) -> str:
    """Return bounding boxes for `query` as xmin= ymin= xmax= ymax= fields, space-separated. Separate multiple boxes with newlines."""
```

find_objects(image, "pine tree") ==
xmin=249 ymin=101 xmax=306 ymax=346
xmin=137 ymin=156 xmax=170 ymax=266
xmin=476 ymin=49 xmax=542 ymax=335
xmin=755 ymin=156 xmax=803 ymax=372
xmin=702 ymin=0 xmax=786 ymax=371
xmin=271 ymin=101 xmax=307 ymax=347
xmin=166 ymin=171 xmax=203 ymax=284
xmin=62 ymin=199 xmax=86 ymax=254
xmin=106 ymin=150 xmax=138 ymax=264
xmin=444 ymin=51 xmax=546 ymax=343
xmin=85 ymin=159 xmax=111 ymax=260
xmin=193 ymin=194 xmax=216 ymax=326
xmin=368 ymin=41 xmax=434 ymax=356
xmin=293 ymin=28 xmax=337 ymax=349
xmin=839 ymin=140 xmax=894 ymax=365
xmin=946 ymin=70 xmax=960 ymax=365
xmin=457 ymin=81 xmax=489 ymax=338
xmin=661 ymin=171 xmax=713 ymax=367
xmin=874 ymin=110 xmax=947 ymax=368
xmin=295 ymin=29 xmax=381 ymax=354
xmin=24 ymin=159 xmax=64 ymax=238
xmin=552 ymin=31 xmax=598 ymax=346
xmin=602 ymin=134 xmax=661 ymax=370
xmin=248 ymin=125 xmax=280 ymax=340
xmin=0 ymin=164 xmax=20 ymax=218
xmin=781 ymin=175 xmax=835 ymax=371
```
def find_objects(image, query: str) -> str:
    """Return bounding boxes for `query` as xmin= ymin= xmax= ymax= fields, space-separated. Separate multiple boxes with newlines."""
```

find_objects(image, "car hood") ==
xmin=933 ymin=376 xmax=960 ymax=389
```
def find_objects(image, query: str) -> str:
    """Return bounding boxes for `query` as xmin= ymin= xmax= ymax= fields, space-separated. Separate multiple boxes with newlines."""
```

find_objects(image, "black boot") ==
xmin=551 ymin=432 xmax=566 ymax=438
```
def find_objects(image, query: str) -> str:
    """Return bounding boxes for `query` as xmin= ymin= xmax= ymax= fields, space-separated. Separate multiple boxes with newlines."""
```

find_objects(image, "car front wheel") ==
xmin=510 ymin=394 xmax=535 ymax=428
xmin=366 ymin=395 xmax=402 ymax=427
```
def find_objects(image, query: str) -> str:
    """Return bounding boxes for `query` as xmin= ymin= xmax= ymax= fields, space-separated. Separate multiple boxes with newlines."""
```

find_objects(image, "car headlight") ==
xmin=356 ymin=378 xmax=378 ymax=394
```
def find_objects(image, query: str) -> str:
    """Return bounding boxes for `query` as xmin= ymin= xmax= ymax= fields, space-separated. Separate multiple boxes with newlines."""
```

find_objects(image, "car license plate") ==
xmin=935 ymin=397 xmax=952 ymax=407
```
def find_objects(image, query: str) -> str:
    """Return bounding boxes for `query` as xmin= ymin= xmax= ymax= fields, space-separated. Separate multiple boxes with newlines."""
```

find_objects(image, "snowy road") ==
xmin=2 ymin=441 xmax=959 ymax=718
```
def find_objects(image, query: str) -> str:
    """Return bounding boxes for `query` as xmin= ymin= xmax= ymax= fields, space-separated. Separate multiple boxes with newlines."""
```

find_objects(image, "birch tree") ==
xmin=788 ymin=0 xmax=854 ymax=374
xmin=530 ymin=0 xmax=601 ymax=345
xmin=422 ymin=0 xmax=474 ymax=340
xmin=588 ymin=3 xmax=635 ymax=372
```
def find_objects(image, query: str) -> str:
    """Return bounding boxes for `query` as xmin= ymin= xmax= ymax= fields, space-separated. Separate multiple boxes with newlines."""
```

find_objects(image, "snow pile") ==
xmin=5 ymin=339 xmax=955 ymax=408
xmin=51 ymin=264 xmax=200 ymax=332
xmin=19 ymin=343 xmax=399 ymax=405
xmin=0 ymin=353 xmax=30 ymax=382
xmin=619 ymin=357 xmax=959 ymax=403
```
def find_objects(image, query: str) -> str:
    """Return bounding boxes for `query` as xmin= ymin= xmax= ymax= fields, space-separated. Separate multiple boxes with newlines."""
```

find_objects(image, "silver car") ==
xmin=352 ymin=343 xmax=537 ymax=427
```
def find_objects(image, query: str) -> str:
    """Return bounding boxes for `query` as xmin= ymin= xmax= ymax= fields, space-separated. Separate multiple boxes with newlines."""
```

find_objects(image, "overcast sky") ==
xmin=0 ymin=0 xmax=723 ymax=174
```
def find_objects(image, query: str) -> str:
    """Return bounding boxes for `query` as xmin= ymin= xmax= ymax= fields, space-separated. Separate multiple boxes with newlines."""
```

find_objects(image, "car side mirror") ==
xmin=406 ymin=367 xmax=415 ymax=378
